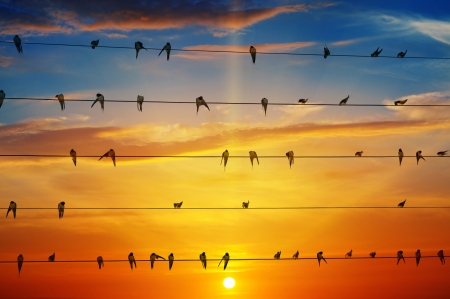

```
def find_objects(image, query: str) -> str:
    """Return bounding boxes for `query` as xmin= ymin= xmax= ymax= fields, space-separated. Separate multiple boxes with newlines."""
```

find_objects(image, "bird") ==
xmin=370 ymin=252 xmax=376 ymax=258
xmin=438 ymin=250 xmax=445 ymax=265
xmin=58 ymin=202 xmax=65 ymax=219
xmin=196 ymin=96 xmax=210 ymax=114
xmin=242 ymin=201 xmax=249 ymax=209
xmin=55 ymin=94 xmax=65 ymax=111
xmin=398 ymin=199 xmax=406 ymax=208
xmin=397 ymin=50 xmax=407 ymax=58
xmin=371 ymin=47 xmax=382 ymax=57
xmin=286 ymin=151 xmax=294 ymax=168
xmin=91 ymin=93 xmax=105 ymax=111
xmin=135 ymin=41 xmax=147 ymax=59
xmin=48 ymin=253 xmax=55 ymax=262
xmin=317 ymin=251 xmax=327 ymax=267
xmin=398 ymin=148 xmax=403 ymax=166
xmin=249 ymin=151 xmax=259 ymax=169
xmin=70 ymin=149 xmax=77 ymax=166
xmin=13 ymin=35 xmax=22 ymax=53
xmin=249 ymin=46 xmax=256 ymax=64
xmin=345 ymin=249 xmax=353 ymax=258
xmin=355 ymin=151 xmax=363 ymax=157
xmin=173 ymin=201 xmax=183 ymax=208
xmin=97 ymin=256 xmax=104 ymax=269
xmin=274 ymin=251 xmax=281 ymax=259
xmin=91 ymin=40 xmax=99 ymax=49
xmin=169 ymin=253 xmax=174 ymax=270
xmin=298 ymin=98 xmax=308 ymax=104
xmin=6 ymin=201 xmax=17 ymax=219
xmin=261 ymin=98 xmax=268 ymax=116
xmin=221 ymin=150 xmax=229 ymax=171
xmin=218 ymin=253 xmax=230 ymax=270
xmin=137 ymin=95 xmax=144 ymax=112
xmin=324 ymin=45 xmax=330 ymax=59
xmin=128 ymin=252 xmax=136 ymax=270
xmin=158 ymin=43 xmax=171 ymax=61
xmin=437 ymin=150 xmax=448 ymax=156
xmin=200 ymin=252 xmax=207 ymax=269
xmin=394 ymin=99 xmax=408 ymax=105
xmin=339 ymin=95 xmax=349 ymax=105
xmin=17 ymin=254 xmax=23 ymax=277
xmin=416 ymin=150 xmax=425 ymax=165
xmin=293 ymin=251 xmax=299 ymax=259
xmin=99 ymin=149 xmax=116 ymax=167
xmin=0 ymin=90 xmax=5 ymax=108
xmin=150 ymin=253 xmax=166 ymax=269
xmin=415 ymin=249 xmax=421 ymax=266
xmin=397 ymin=251 xmax=405 ymax=265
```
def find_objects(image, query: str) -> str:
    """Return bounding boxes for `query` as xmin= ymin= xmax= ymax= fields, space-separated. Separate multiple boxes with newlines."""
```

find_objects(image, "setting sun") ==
xmin=223 ymin=277 xmax=236 ymax=289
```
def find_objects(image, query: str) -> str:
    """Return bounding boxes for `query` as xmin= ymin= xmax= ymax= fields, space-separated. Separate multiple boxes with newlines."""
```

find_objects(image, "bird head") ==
xmin=96 ymin=93 xmax=102 ymax=97
xmin=129 ymin=252 xmax=133 ymax=256
xmin=167 ymin=42 xmax=171 ymax=46
xmin=10 ymin=201 xmax=15 ymax=204
xmin=61 ymin=202 xmax=65 ymax=205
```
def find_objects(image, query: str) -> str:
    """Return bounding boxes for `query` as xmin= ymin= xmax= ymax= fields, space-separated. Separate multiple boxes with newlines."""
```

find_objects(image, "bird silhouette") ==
xmin=398 ymin=148 xmax=403 ymax=166
xmin=135 ymin=41 xmax=147 ymax=59
xmin=355 ymin=151 xmax=363 ymax=157
xmin=339 ymin=95 xmax=349 ymax=105
xmin=128 ymin=252 xmax=136 ymax=270
xmin=317 ymin=251 xmax=327 ymax=267
xmin=91 ymin=93 xmax=105 ymax=111
xmin=397 ymin=251 xmax=405 ymax=265
xmin=371 ymin=47 xmax=382 ymax=57
xmin=370 ymin=252 xmax=376 ymax=258
xmin=242 ymin=201 xmax=249 ymax=209
xmin=48 ymin=253 xmax=55 ymax=262
xmin=99 ymin=149 xmax=116 ymax=167
xmin=274 ymin=251 xmax=281 ymax=259
xmin=17 ymin=254 xmax=23 ymax=277
xmin=293 ymin=251 xmax=299 ymax=259
xmin=261 ymin=98 xmax=268 ymax=116
xmin=6 ymin=201 xmax=17 ymax=219
xmin=397 ymin=50 xmax=407 ymax=58
xmin=398 ymin=199 xmax=406 ymax=208
xmin=345 ymin=249 xmax=353 ymax=258
xmin=298 ymin=98 xmax=308 ymax=104
xmin=438 ymin=250 xmax=445 ymax=265
xmin=137 ymin=95 xmax=144 ymax=112
xmin=196 ymin=96 xmax=210 ymax=114
xmin=437 ymin=150 xmax=448 ymax=156
xmin=173 ymin=201 xmax=183 ymax=208
xmin=169 ymin=253 xmax=174 ymax=270
xmin=70 ymin=149 xmax=77 ymax=166
xmin=0 ymin=90 xmax=5 ymax=108
xmin=13 ymin=35 xmax=22 ymax=53
xmin=415 ymin=249 xmax=421 ymax=266
xmin=58 ymin=202 xmax=65 ymax=219
xmin=55 ymin=94 xmax=65 ymax=111
xmin=416 ymin=151 xmax=425 ymax=165
xmin=150 ymin=253 xmax=166 ymax=269
xmin=394 ymin=99 xmax=408 ymax=105
xmin=158 ymin=43 xmax=171 ymax=60
xmin=200 ymin=252 xmax=207 ymax=269
xmin=249 ymin=46 xmax=256 ymax=64
xmin=324 ymin=45 xmax=331 ymax=59
xmin=91 ymin=40 xmax=99 ymax=49
xmin=97 ymin=256 xmax=104 ymax=269
xmin=218 ymin=253 xmax=230 ymax=270
xmin=221 ymin=150 xmax=229 ymax=171
xmin=286 ymin=151 xmax=294 ymax=168
xmin=249 ymin=151 xmax=259 ymax=168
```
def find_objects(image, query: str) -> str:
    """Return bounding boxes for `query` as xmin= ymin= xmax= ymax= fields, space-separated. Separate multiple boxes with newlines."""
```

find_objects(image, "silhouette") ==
xmin=242 ymin=201 xmax=249 ymax=209
xmin=150 ymin=253 xmax=165 ymax=269
xmin=324 ymin=45 xmax=330 ymax=59
xmin=97 ymin=256 xmax=104 ymax=269
xmin=218 ymin=253 xmax=230 ymax=270
xmin=397 ymin=251 xmax=405 ymax=265
xmin=168 ymin=253 xmax=174 ymax=270
xmin=398 ymin=148 xmax=403 ymax=166
xmin=437 ymin=150 xmax=448 ymax=156
xmin=137 ymin=95 xmax=144 ymax=112
xmin=6 ymin=201 xmax=17 ymax=219
xmin=274 ymin=251 xmax=281 ymax=259
xmin=293 ymin=251 xmax=299 ymax=259
xmin=339 ymin=95 xmax=349 ymax=106
xmin=415 ymin=249 xmax=421 ymax=266
xmin=371 ymin=47 xmax=382 ymax=57
xmin=58 ymin=202 xmax=65 ymax=219
xmin=398 ymin=199 xmax=406 ymax=208
xmin=128 ymin=252 xmax=136 ymax=270
xmin=370 ymin=252 xmax=376 ymax=258
xmin=345 ymin=249 xmax=353 ymax=258
xmin=14 ymin=35 xmax=22 ymax=53
xmin=355 ymin=151 xmax=363 ymax=157
xmin=48 ymin=253 xmax=55 ymax=262
xmin=261 ymin=98 xmax=268 ymax=116
xmin=298 ymin=98 xmax=308 ymax=104
xmin=397 ymin=50 xmax=407 ymax=58
xmin=394 ymin=99 xmax=407 ymax=105
xmin=17 ymin=254 xmax=23 ymax=277
xmin=158 ymin=43 xmax=171 ymax=60
xmin=249 ymin=46 xmax=256 ymax=64
xmin=438 ymin=250 xmax=445 ymax=265
xmin=91 ymin=40 xmax=99 ymax=49
xmin=196 ymin=96 xmax=209 ymax=114
xmin=91 ymin=93 xmax=105 ymax=111
xmin=99 ymin=149 xmax=116 ymax=167
xmin=221 ymin=150 xmax=229 ymax=171
xmin=173 ymin=201 xmax=183 ymax=208
xmin=55 ymin=94 xmax=65 ymax=111
xmin=249 ymin=151 xmax=259 ymax=168
xmin=0 ymin=90 xmax=4 ymax=108
xmin=286 ymin=151 xmax=294 ymax=168
xmin=416 ymin=150 xmax=425 ymax=165
xmin=200 ymin=252 xmax=207 ymax=269
xmin=317 ymin=251 xmax=327 ymax=267
xmin=135 ymin=41 xmax=147 ymax=59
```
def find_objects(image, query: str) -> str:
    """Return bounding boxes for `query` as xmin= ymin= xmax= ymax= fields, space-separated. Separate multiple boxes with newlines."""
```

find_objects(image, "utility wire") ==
xmin=1 ymin=207 xmax=449 ymax=210
xmin=1 ymin=40 xmax=449 ymax=60
xmin=0 ymin=155 xmax=447 ymax=158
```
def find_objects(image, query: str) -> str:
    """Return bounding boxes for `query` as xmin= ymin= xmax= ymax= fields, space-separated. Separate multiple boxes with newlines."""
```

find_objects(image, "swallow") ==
xmin=249 ymin=46 xmax=256 ymax=64
xmin=317 ymin=251 xmax=327 ymax=267
xmin=371 ymin=47 xmax=382 ymax=57
xmin=397 ymin=251 xmax=405 ymax=265
xmin=128 ymin=252 xmax=136 ymax=270
xmin=416 ymin=150 xmax=425 ymax=165
xmin=91 ymin=40 xmax=99 ymax=49
xmin=370 ymin=252 xmax=376 ymax=258
xmin=293 ymin=251 xmax=299 ymax=259
xmin=55 ymin=94 xmax=65 ymax=111
xmin=158 ymin=42 xmax=171 ymax=61
xmin=99 ymin=149 xmax=116 ymax=167
xmin=150 ymin=253 xmax=166 ymax=269
xmin=6 ymin=201 xmax=17 ymax=219
xmin=221 ymin=150 xmax=229 ymax=171
xmin=274 ymin=251 xmax=281 ymax=259
xmin=261 ymin=98 xmax=268 ymax=116
xmin=242 ymin=201 xmax=249 ymax=208
xmin=345 ymin=249 xmax=352 ymax=258
xmin=394 ymin=99 xmax=407 ymax=105
xmin=200 ymin=252 xmax=207 ymax=269
xmin=397 ymin=50 xmax=407 ymax=58
xmin=13 ymin=35 xmax=22 ymax=53
xmin=91 ymin=93 xmax=105 ymax=111
xmin=324 ymin=45 xmax=330 ymax=59
xmin=355 ymin=151 xmax=363 ymax=157
xmin=249 ymin=151 xmax=259 ymax=168
xmin=70 ymin=149 xmax=77 ymax=166
xmin=135 ymin=95 xmax=145 ymax=112
xmin=48 ymin=253 xmax=55 ymax=262
xmin=298 ymin=98 xmax=308 ymax=104
xmin=0 ymin=90 xmax=5 ymax=108
xmin=169 ymin=253 xmax=174 ymax=270
xmin=97 ymin=256 xmax=104 ymax=269
xmin=286 ymin=151 xmax=294 ymax=168
xmin=398 ymin=199 xmax=406 ymax=208
xmin=135 ymin=41 xmax=147 ymax=59
xmin=438 ymin=250 xmax=445 ymax=265
xmin=339 ymin=95 xmax=349 ymax=106
xmin=218 ymin=253 xmax=230 ymax=270
xmin=17 ymin=254 xmax=23 ymax=277
xmin=437 ymin=150 xmax=448 ymax=156
xmin=196 ymin=96 xmax=209 ymax=114
xmin=398 ymin=148 xmax=403 ymax=166
xmin=173 ymin=201 xmax=183 ymax=208
xmin=58 ymin=201 xmax=65 ymax=219
xmin=415 ymin=249 xmax=421 ymax=266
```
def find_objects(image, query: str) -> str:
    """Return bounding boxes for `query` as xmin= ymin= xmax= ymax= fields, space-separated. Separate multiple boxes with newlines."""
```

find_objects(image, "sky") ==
xmin=1 ymin=0 xmax=450 ymax=298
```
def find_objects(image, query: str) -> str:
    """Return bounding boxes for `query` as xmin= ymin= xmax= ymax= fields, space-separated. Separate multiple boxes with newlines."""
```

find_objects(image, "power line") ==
xmin=0 ymin=155 xmax=447 ymax=158
xmin=1 ymin=40 xmax=449 ymax=60
xmin=1 ymin=207 xmax=450 ymax=210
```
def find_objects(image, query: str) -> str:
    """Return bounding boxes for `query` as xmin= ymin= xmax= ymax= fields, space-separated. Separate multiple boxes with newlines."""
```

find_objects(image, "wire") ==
xmin=1 ymin=207 xmax=449 ymax=210
xmin=1 ymin=40 xmax=449 ymax=60
xmin=0 ymin=155 xmax=447 ymax=158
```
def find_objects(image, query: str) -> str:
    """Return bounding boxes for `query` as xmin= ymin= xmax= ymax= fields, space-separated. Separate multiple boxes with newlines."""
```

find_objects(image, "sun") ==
xmin=223 ymin=277 xmax=235 ymax=289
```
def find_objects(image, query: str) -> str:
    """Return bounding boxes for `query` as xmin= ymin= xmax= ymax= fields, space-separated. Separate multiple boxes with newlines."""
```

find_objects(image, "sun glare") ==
xmin=223 ymin=277 xmax=235 ymax=289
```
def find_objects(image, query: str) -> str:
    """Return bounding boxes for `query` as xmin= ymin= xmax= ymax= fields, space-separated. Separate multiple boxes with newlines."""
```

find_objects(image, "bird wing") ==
xmin=98 ymin=152 xmax=109 ymax=160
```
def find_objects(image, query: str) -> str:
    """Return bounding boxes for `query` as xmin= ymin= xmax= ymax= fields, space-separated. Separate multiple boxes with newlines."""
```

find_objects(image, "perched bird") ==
xmin=137 ymin=95 xmax=144 ymax=112
xmin=437 ymin=150 xmax=448 ymax=156
xmin=97 ymin=256 xmax=104 ymax=269
xmin=55 ymin=94 xmax=65 ymax=111
xmin=6 ymin=201 xmax=17 ymax=219
xmin=317 ymin=251 xmax=327 ymax=267
xmin=274 ymin=251 xmax=281 ymax=259
xmin=324 ymin=45 xmax=330 ymax=59
xmin=298 ymin=98 xmax=308 ymax=104
xmin=196 ymin=96 xmax=210 ymax=114
xmin=345 ymin=249 xmax=353 ymax=258
xmin=169 ymin=253 xmax=174 ymax=270
xmin=150 ymin=253 xmax=166 ymax=269
xmin=17 ymin=254 xmax=23 ymax=277
xmin=128 ymin=252 xmax=136 ymax=270
xmin=70 ymin=149 xmax=77 ymax=166
xmin=370 ymin=252 xmax=376 ymax=258
xmin=261 ymin=98 xmax=268 ymax=116
xmin=398 ymin=199 xmax=406 ymax=208
xmin=135 ymin=41 xmax=147 ymax=59
xmin=397 ymin=251 xmax=405 ymax=265
xmin=249 ymin=151 xmax=259 ymax=168
xmin=173 ymin=201 xmax=183 ymax=208
xmin=0 ymin=90 xmax=5 ymax=108
xmin=48 ymin=253 xmax=55 ymax=262
xmin=91 ymin=93 xmax=105 ymax=111
xmin=416 ymin=151 xmax=425 ymax=165
xmin=286 ymin=151 xmax=294 ymax=168
xmin=58 ymin=201 xmax=65 ymax=219
xmin=398 ymin=148 xmax=404 ymax=166
xmin=355 ymin=151 xmax=363 ymax=157
xmin=242 ymin=201 xmax=249 ymax=209
xmin=221 ymin=150 xmax=229 ymax=171
xmin=91 ymin=40 xmax=99 ymax=49
xmin=339 ymin=95 xmax=349 ymax=106
xmin=218 ymin=253 xmax=230 ymax=270
xmin=397 ymin=50 xmax=407 ymax=58
xmin=158 ymin=42 xmax=171 ymax=61
xmin=99 ymin=149 xmax=116 ymax=167
xmin=438 ymin=250 xmax=445 ymax=265
xmin=200 ymin=252 xmax=207 ymax=269
xmin=415 ymin=249 xmax=421 ymax=266
xmin=249 ymin=46 xmax=256 ymax=64
xmin=394 ymin=99 xmax=408 ymax=105
xmin=14 ymin=35 xmax=22 ymax=53
xmin=293 ymin=251 xmax=299 ymax=260
xmin=371 ymin=47 xmax=382 ymax=57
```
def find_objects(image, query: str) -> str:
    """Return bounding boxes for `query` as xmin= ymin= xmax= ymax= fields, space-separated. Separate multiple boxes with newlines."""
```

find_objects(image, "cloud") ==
xmin=0 ymin=55 xmax=14 ymax=67
xmin=103 ymin=33 xmax=127 ymax=38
